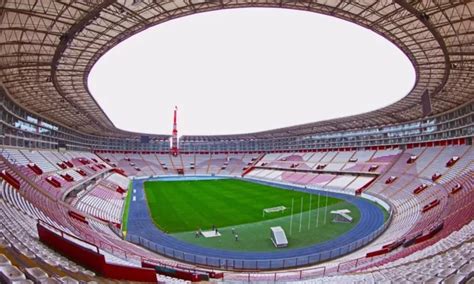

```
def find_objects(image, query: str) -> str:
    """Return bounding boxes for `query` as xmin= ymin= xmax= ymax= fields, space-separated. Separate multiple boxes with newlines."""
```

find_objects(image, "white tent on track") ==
xmin=270 ymin=226 xmax=288 ymax=248
xmin=330 ymin=209 xmax=353 ymax=223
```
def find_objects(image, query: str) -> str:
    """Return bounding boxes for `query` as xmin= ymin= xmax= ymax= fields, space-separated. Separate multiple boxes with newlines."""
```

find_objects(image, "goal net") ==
xmin=263 ymin=206 xmax=287 ymax=217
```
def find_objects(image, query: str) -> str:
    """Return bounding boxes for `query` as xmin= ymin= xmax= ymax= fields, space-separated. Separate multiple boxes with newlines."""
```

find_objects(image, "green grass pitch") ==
xmin=121 ymin=180 xmax=133 ymax=234
xmin=144 ymin=179 xmax=361 ymax=251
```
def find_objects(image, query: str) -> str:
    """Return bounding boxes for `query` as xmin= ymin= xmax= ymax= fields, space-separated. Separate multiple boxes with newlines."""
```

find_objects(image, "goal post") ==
xmin=263 ymin=206 xmax=287 ymax=217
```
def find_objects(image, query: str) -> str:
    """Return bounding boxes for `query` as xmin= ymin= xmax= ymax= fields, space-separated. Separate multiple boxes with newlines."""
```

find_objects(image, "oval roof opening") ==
xmin=89 ymin=8 xmax=416 ymax=136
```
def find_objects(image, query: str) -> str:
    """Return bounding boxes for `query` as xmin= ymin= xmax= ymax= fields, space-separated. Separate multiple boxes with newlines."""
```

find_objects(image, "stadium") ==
xmin=0 ymin=0 xmax=473 ymax=283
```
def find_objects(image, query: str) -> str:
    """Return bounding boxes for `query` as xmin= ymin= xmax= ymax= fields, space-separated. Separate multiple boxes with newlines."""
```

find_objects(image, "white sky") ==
xmin=88 ymin=8 xmax=415 ymax=136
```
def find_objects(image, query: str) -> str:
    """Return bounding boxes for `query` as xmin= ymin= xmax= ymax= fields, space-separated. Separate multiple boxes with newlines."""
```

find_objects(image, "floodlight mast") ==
xmin=171 ymin=106 xmax=179 ymax=156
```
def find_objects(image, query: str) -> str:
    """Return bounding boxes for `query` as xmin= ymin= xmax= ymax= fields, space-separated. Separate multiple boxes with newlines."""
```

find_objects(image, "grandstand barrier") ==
xmin=446 ymin=156 xmax=459 ymax=167
xmin=414 ymin=222 xmax=444 ymax=244
xmin=316 ymin=164 xmax=327 ymax=170
xmin=407 ymin=155 xmax=418 ymax=164
xmin=97 ymin=217 xmax=121 ymax=229
xmin=57 ymin=162 xmax=67 ymax=169
xmin=241 ymin=166 xmax=255 ymax=177
xmin=431 ymin=173 xmax=442 ymax=181
xmin=0 ymin=170 xmax=20 ymax=190
xmin=368 ymin=165 xmax=379 ymax=172
xmin=382 ymin=238 xmax=405 ymax=251
xmin=60 ymin=173 xmax=74 ymax=182
xmin=385 ymin=176 xmax=397 ymax=184
xmin=112 ymin=168 xmax=127 ymax=177
xmin=68 ymin=210 xmax=88 ymax=224
xmin=102 ymin=263 xmax=156 ymax=282
xmin=355 ymin=177 xmax=376 ymax=196
xmin=450 ymin=183 xmax=463 ymax=195
xmin=46 ymin=176 xmax=61 ymax=188
xmin=37 ymin=222 xmax=157 ymax=282
xmin=209 ymin=271 xmax=224 ymax=279
xmin=142 ymin=261 xmax=201 ymax=282
xmin=413 ymin=184 xmax=428 ymax=195
xmin=241 ymin=154 xmax=265 ymax=177
xmin=75 ymin=169 xmax=87 ymax=176
xmin=79 ymin=158 xmax=90 ymax=165
xmin=422 ymin=199 xmax=440 ymax=212
xmin=116 ymin=186 xmax=126 ymax=194
xmin=27 ymin=163 xmax=43 ymax=175
xmin=403 ymin=232 xmax=423 ymax=247
xmin=365 ymin=248 xmax=390 ymax=258
xmin=366 ymin=237 xmax=405 ymax=257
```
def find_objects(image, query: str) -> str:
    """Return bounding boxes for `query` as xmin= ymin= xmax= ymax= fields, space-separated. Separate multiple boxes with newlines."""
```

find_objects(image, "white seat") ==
xmin=436 ymin=268 xmax=457 ymax=278
xmin=0 ymin=255 xmax=11 ymax=267
xmin=57 ymin=276 xmax=79 ymax=284
xmin=25 ymin=267 xmax=49 ymax=283
xmin=442 ymin=274 xmax=467 ymax=284
xmin=0 ymin=265 xmax=27 ymax=283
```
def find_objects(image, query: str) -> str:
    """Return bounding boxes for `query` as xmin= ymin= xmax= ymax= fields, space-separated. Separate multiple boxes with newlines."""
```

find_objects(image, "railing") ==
xmin=38 ymin=220 xmax=101 ymax=254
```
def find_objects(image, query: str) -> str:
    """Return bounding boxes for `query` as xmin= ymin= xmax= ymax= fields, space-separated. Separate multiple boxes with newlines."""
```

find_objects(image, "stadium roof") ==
xmin=1 ymin=1 xmax=472 ymax=139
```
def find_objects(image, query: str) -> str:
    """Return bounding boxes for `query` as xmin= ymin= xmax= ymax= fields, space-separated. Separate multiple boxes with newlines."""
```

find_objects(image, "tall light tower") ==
xmin=171 ymin=106 xmax=179 ymax=156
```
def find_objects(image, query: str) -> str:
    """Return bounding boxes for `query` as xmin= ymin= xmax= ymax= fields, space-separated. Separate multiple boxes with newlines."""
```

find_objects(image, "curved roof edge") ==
xmin=0 ymin=1 xmax=472 ymax=138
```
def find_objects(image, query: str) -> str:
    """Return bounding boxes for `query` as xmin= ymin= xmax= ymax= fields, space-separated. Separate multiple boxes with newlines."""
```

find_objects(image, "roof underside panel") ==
xmin=0 ymin=0 xmax=472 ymax=139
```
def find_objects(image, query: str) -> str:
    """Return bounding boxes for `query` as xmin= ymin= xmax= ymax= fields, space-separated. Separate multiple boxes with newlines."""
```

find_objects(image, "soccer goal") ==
xmin=263 ymin=206 xmax=287 ymax=217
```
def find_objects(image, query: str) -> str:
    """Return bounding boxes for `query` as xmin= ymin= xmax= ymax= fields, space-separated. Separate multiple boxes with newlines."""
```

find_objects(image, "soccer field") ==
xmin=144 ymin=178 xmax=361 ymax=251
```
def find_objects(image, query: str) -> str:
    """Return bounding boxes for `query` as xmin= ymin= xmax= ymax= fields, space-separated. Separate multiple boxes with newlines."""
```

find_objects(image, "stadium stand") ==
xmin=5 ymin=144 xmax=468 ymax=281
xmin=1 ymin=144 xmax=473 ymax=282
xmin=96 ymin=145 xmax=471 ymax=278
xmin=0 ymin=0 xmax=473 ymax=282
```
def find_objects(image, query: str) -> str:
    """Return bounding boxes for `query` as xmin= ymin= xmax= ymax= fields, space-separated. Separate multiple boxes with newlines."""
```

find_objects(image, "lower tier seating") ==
xmin=0 ymin=146 xmax=472 ymax=282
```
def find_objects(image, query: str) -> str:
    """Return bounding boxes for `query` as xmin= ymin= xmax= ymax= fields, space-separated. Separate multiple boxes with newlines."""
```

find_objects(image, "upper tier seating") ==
xmin=97 ymin=152 xmax=253 ymax=177
xmin=255 ymin=149 xmax=400 ymax=175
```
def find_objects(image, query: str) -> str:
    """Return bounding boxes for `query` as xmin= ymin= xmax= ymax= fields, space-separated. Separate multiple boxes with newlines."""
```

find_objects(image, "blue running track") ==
xmin=126 ymin=177 xmax=387 ymax=269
